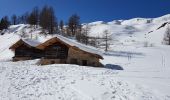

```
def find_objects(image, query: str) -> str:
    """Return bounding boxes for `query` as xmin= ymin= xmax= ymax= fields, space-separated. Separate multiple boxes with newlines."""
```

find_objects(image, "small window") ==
xmin=82 ymin=60 xmax=87 ymax=66
xmin=92 ymin=62 xmax=96 ymax=66
xmin=52 ymin=45 xmax=61 ymax=50
xmin=60 ymin=59 xmax=66 ymax=64
xmin=70 ymin=58 xmax=78 ymax=64
xmin=51 ymin=61 xmax=55 ymax=64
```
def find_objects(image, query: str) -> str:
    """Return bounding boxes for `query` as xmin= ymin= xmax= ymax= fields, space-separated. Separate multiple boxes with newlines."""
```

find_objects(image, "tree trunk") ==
xmin=105 ymin=35 xmax=108 ymax=52
xmin=169 ymin=36 xmax=170 ymax=45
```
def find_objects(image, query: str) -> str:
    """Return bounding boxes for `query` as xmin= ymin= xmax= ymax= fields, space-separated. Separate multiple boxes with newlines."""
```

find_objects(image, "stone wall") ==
xmin=40 ymin=59 xmax=67 ymax=65
xmin=13 ymin=57 xmax=32 ymax=61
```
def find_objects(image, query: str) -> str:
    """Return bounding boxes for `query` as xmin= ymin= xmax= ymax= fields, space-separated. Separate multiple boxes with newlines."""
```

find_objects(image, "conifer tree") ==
xmin=39 ymin=6 xmax=57 ymax=34
xmin=11 ymin=14 xmax=17 ymax=25
xmin=0 ymin=16 xmax=10 ymax=30
xmin=68 ymin=14 xmax=81 ymax=36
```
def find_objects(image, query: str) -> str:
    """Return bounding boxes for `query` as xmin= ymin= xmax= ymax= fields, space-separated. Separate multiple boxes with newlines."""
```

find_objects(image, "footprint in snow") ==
xmin=71 ymin=80 xmax=76 ymax=84
xmin=112 ymin=90 xmax=117 ymax=94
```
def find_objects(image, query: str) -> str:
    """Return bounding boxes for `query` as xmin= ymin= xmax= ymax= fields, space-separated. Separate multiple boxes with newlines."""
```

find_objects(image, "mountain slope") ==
xmin=1 ymin=14 xmax=170 ymax=60
xmin=85 ymin=14 xmax=170 ymax=46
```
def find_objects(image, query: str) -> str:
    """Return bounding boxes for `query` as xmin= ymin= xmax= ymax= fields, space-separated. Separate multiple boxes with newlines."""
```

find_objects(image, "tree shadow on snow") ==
xmin=105 ymin=64 xmax=124 ymax=70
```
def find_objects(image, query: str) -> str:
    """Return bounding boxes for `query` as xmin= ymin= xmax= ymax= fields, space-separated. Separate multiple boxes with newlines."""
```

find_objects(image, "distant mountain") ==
xmin=83 ymin=14 xmax=170 ymax=45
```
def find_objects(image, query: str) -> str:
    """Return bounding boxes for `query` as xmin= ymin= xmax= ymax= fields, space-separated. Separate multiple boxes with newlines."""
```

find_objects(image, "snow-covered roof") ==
xmin=22 ymin=39 xmax=42 ymax=47
xmin=36 ymin=34 xmax=103 ymax=59
xmin=9 ymin=38 xmax=42 ymax=50
xmin=9 ymin=35 xmax=103 ymax=59
xmin=55 ymin=35 xmax=103 ymax=58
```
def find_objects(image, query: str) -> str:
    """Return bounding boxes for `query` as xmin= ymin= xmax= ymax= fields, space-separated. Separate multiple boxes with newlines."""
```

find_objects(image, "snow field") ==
xmin=0 ymin=60 xmax=168 ymax=100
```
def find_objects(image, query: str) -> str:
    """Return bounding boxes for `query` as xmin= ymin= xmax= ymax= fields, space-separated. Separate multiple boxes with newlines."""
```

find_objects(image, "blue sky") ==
xmin=0 ymin=0 xmax=170 ymax=23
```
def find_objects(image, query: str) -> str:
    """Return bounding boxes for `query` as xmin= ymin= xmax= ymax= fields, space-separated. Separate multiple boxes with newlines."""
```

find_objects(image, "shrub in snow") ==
xmin=144 ymin=41 xmax=155 ymax=47
xmin=163 ymin=25 xmax=170 ymax=45
xmin=144 ymin=41 xmax=149 ymax=47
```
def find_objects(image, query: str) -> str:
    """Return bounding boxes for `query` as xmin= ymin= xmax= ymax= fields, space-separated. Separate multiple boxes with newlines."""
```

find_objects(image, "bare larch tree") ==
xmin=102 ymin=30 xmax=112 ymax=51
xmin=164 ymin=24 xmax=170 ymax=45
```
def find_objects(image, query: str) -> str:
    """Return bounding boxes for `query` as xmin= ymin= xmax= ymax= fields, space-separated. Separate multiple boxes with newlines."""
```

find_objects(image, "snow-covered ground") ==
xmin=0 ymin=59 xmax=169 ymax=100
xmin=102 ymin=45 xmax=170 ymax=99
xmin=1 ymin=14 xmax=170 ymax=99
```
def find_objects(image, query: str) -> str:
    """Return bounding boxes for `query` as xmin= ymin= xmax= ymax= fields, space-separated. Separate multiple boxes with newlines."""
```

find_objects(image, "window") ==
xmin=70 ymin=59 xmax=78 ymax=64
xmin=45 ymin=44 xmax=68 ymax=59
xmin=52 ymin=45 xmax=61 ymax=50
xmin=92 ymin=62 xmax=96 ymax=66
xmin=15 ymin=47 xmax=32 ymax=57
xmin=82 ymin=60 xmax=87 ymax=66
xmin=51 ymin=61 xmax=55 ymax=64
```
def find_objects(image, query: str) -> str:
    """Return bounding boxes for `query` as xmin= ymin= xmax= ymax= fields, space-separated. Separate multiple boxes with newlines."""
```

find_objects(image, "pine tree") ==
xmin=39 ymin=6 xmax=48 ymax=30
xmin=49 ymin=6 xmax=57 ymax=34
xmin=11 ymin=14 xmax=17 ymax=25
xmin=28 ymin=7 xmax=39 ymax=27
xmin=39 ymin=6 xmax=57 ymax=34
xmin=68 ymin=14 xmax=81 ymax=36
xmin=55 ymin=19 xmax=59 ymax=33
xmin=18 ymin=12 xmax=29 ymax=24
xmin=0 ymin=16 xmax=10 ymax=30
xmin=60 ymin=20 xmax=64 ymax=30
xmin=59 ymin=20 xmax=64 ymax=34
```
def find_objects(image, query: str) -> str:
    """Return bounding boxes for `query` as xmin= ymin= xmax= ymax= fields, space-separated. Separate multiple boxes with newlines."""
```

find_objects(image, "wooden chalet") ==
xmin=9 ymin=39 xmax=43 ymax=61
xmin=10 ymin=35 xmax=103 ymax=67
